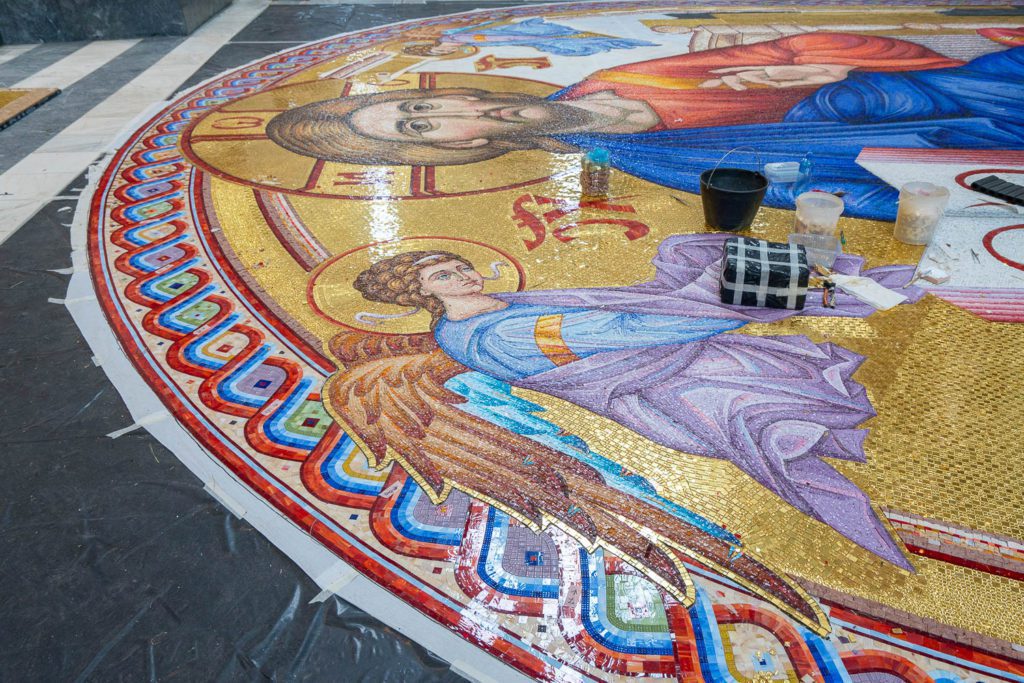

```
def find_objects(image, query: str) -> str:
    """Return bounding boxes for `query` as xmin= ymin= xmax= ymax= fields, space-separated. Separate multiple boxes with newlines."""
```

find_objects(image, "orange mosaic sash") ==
xmin=533 ymin=314 xmax=581 ymax=366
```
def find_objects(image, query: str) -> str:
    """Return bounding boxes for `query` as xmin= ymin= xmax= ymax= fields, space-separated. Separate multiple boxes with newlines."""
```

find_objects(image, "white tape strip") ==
xmin=105 ymin=410 xmax=169 ymax=439
xmin=48 ymin=295 xmax=96 ymax=305
xmin=49 ymin=266 xmax=75 ymax=275
xmin=204 ymin=480 xmax=248 ymax=519
xmin=310 ymin=562 xmax=358 ymax=604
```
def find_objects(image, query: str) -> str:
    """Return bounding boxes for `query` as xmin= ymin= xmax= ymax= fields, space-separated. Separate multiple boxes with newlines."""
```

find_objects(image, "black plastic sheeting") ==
xmin=0 ymin=193 xmax=464 ymax=681
xmin=0 ymin=3 xmax=520 ymax=679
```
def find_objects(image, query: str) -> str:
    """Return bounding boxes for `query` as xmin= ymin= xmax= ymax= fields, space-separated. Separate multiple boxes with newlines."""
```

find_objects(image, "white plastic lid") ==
xmin=900 ymin=181 xmax=950 ymax=198
xmin=796 ymin=191 xmax=844 ymax=211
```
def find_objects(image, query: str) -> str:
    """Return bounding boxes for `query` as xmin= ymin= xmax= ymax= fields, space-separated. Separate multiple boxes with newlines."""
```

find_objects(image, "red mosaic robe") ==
xmin=558 ymin=32 xmax=962 ymax=129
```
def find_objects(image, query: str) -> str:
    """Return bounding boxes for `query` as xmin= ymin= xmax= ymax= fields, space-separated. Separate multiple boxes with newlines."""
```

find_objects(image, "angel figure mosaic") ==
xmin=323 ymin=233 xmax=923 ymax=634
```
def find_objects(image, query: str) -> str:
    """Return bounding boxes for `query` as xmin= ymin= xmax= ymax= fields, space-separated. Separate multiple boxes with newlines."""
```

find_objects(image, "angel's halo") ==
xmin=307 ymin=235 xmax=525 ymax=335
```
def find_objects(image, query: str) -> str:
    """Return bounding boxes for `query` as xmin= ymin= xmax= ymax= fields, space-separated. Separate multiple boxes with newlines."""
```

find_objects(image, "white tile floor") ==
xmin=12 ymin=40 xmax=140 ymax=90
xmin=0 ymin=44 xmax=36 ymax=68
xmin=0 ymin=0 xmax=271 ymax=246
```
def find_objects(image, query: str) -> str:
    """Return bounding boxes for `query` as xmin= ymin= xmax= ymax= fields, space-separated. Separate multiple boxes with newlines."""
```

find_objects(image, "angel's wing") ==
xmin=323 ymin=330 xmax=830 ymax=635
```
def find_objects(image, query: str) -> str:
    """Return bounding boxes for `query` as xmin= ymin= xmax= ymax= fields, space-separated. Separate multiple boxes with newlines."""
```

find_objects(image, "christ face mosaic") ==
xmin=85 ymin=2 xmax=1024 ymax=681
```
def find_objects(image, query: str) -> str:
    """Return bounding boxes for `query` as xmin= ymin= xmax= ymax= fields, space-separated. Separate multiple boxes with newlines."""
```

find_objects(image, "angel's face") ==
xmin=417 ymin=259 xmax=484 ymax=298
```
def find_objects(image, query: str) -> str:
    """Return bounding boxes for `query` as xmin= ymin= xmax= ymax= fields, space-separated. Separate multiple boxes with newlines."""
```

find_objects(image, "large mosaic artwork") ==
xmin=76 ymin=2 xmax=1024 ymax=680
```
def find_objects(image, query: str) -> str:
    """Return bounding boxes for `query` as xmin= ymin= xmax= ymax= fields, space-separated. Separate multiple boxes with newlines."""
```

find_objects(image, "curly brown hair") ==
xmin=353 ymin=250 xmax=473 ymax=328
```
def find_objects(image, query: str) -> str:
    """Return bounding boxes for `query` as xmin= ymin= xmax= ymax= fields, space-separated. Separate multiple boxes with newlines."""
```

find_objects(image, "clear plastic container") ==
xmin=793 ymin=191 xmax=844 ymax=236
xmin=893 ymin=182 xmax=950 ymax=245
xmin=788 ymin=232 xmax=841 ymax=269
xmin=764 ymin=161 xmax=801 ymax=184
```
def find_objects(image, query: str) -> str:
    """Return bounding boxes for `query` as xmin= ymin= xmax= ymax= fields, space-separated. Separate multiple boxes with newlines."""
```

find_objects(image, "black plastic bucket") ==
xmin=700 ymin=167 xmax=768 ymax=231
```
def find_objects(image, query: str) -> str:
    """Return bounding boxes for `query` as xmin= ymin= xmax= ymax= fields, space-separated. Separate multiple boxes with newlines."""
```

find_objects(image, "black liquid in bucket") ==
xmin=700 ymin=168 xmax=768 ymax=231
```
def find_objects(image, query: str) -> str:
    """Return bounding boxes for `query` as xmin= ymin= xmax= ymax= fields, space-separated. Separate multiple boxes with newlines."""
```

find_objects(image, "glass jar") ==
xmin=580 ymin=148 xmax=611 ymax=199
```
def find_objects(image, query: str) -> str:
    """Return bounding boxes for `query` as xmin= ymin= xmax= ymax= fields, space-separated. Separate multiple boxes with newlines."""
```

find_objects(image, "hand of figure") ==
xmin=699 ymin=64 xmax=855 ymax=90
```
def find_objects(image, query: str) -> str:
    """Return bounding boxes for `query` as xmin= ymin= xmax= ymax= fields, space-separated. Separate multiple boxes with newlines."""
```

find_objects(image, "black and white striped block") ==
xmin=720 ymin=237 xmax=809 ymax=310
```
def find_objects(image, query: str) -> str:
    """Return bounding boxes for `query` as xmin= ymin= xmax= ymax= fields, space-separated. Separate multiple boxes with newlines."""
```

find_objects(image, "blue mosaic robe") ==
xmin=434 ymin=304 xmax=741 ymax=382
xmin=552 ymin=46 xmax=1024 ymax=220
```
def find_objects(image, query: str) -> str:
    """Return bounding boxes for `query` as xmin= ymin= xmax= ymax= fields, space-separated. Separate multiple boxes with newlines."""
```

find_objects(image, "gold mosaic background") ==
xmin=194 ymin=5 xmax=1024 ymax=643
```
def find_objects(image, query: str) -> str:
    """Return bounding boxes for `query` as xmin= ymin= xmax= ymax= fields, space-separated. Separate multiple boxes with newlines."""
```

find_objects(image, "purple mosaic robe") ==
xmin=482 ymin=233 xmax=922 ymax=569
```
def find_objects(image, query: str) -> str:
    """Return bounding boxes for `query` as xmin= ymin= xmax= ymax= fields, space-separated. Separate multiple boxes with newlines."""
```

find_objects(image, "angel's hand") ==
xmin=699 ymin=64 xmax=854 ymax=90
